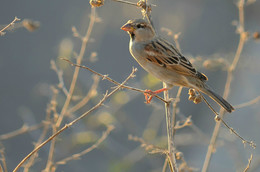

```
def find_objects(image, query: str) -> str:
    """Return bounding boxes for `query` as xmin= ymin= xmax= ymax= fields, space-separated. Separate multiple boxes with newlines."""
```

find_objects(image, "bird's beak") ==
xmin=121 ymin=23 xmax=134 ymax=32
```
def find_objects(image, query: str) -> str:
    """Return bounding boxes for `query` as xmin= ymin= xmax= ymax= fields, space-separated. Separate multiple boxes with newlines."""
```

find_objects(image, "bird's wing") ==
xmin=144 ymin=37 xmax=207 ymax=81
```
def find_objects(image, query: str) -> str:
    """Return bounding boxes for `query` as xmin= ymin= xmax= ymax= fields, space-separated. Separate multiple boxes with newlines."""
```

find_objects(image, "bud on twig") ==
xmin=89 ymin=0 xmax=104 ymax=7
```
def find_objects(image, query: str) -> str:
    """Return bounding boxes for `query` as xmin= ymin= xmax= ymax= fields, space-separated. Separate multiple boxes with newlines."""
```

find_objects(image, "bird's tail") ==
xmin=200 ymin=86 xmax=234 ymax=113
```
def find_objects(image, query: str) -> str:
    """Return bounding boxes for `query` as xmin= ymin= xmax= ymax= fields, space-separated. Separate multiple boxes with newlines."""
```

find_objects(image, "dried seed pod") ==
xmin=188 ymin=89 xmax=196 ymax=96
xmin=188 ymin=95 xmax=195 ymax=101
xmin=137 ymin=0 xmax=147 ymax=9
xmin=215 ymin=115 xmax=221 ymax=122
xmin=193 ymin=96 xmax=202 ymax=104
xmin=89 ymin=0 xmax=104 ymax=7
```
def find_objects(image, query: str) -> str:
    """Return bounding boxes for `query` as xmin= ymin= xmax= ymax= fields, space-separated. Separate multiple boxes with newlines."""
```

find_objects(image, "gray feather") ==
xmin=201 ymin=87 xmax=234 ymax=113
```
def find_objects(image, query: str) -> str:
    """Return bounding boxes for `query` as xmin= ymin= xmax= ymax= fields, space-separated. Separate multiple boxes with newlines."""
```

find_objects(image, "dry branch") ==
xmin=56 ymin=7 xmax=97 ymax=127
xmin=0 ymin=17 xmax=20 ymax=36
xmin=243 ymin=154 xmax=253 ymax=172
xmin=235 ymin=96 xmax=260 ymax=109
xmin=0 ymin=149 xmax=7 ymax=172
xmin=54 ymin=125 xmax=114 ymax=168
xmin=61 ymin=58 xmax=168 ymax=103
xmin=0 ymin=123 xmax=44 ymax=141
xmin=13 ymin=68 xmax=137 ymax=172
xmin=202 ymin=0 xmax=254 ymax=171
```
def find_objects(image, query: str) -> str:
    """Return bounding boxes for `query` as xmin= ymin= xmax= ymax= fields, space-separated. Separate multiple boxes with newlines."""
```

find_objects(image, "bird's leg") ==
xmin=144 ymin=88 xmax=168 ymax=103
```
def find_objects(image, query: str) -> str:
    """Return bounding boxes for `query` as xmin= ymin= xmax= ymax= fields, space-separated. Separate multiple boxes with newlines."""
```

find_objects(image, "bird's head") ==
xmin=121 ymin=19 xmax=155 ymax=42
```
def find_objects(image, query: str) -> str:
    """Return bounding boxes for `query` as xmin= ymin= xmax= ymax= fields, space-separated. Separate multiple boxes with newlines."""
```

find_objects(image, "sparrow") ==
xmin=121 ymin=19 xmax=234 ymax=113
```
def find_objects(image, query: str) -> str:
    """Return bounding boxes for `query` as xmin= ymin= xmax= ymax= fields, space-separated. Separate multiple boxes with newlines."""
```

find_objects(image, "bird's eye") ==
xmin=136 ymin=24 xmax=144 ymax=28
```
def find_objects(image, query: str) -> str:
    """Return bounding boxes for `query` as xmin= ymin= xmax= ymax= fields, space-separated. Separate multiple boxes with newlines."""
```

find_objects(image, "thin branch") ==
xmin=176 ymin=152 xmax=198 ymax=172
xmin=142 ymin=1 xmax=178 ymax=170
xmin=61 ymin=58 xmax=168 ymax=103
xmin=178 ymin=111 xmax=209 ymax=143
xmin=54 ymin=125 xmax=114 ymax=167
xmin=247 ymin=155 xmax=260 ymax=172
xmin=0 ymin=149 xmax=7 ymax=172
xmin=172 ymin=87 xmax=183 ymax=130
xmin=199 ymin=92 xmax=219 ymax=116
xmin=0 ymin=163 xmax=3 ymax=172
xmin=43 ymin=8 xmax=97 ymax=171
xmin=0 ymin=123 xmax=44 ymax=141
xmin=42 ymin=125 xmax=57 ymax=172
xmin=173 ymin=33 xmax=182 ymax=52
xmin=162 ymin=157 xmax=168 ymax=172
xmin=220 ymin=119 xmax=255 ymax=148
xmin=174 ymin=116 xmax=192 ymax=130
xmin=13 ymin=68 xmax=137 ymax=172
xmin=202 ymin=0 xmax=249 ymax=171
xmin=112 ymin=0 xmax=139 ymax=6
xmin=235 ymin=95 xmax=260 ymax=109
xmin=0 ymin=17 xmax=20 ymax=36
xmin=23 ymin=87 xmax=58 ymax=172
xmin=43 ymin=86 xmax=61 ymax=172
xmin=56 ymin=7 xmax=96 ymax=127
xmin=200 ymin=93 xmax=255 ymax=148
xmin=163 ymin=83 xmax=178 ymax=172
xmin=243 ymin=154 xmax=253 ymax=172
xmin=50 ymin=60 xmax=70 ymax=97
xmin=128 ymin=135 xmax=167 ymax=154
xmin=68 ymin=75 xmax=100 ymax=113
xmin=112 ymin=0 xmax=156 ymax=7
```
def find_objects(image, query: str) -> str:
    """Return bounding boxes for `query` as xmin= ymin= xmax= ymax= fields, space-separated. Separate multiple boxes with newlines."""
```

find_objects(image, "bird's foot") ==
xmin=144 ymin=88 xmax=168 ymax=103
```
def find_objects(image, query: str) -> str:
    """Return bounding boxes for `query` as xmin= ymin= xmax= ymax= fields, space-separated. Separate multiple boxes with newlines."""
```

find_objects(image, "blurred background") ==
xmin=0 ymin=0 xmax=260 ymax=171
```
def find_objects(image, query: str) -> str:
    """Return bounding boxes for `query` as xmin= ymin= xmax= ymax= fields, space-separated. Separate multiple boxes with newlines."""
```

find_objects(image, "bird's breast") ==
xmin=129 ymin=41 xmax=189 ymax=87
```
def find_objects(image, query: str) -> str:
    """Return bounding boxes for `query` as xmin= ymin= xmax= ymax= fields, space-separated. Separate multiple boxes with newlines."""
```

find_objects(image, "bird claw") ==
xmin=144 ymin=89 xmax=154 ymax=104
xmin=143 ymin=88 xmax=168 ymax=104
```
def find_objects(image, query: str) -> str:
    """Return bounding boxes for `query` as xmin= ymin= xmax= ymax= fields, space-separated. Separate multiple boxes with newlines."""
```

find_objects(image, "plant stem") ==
xmin=163 ymin=82 xmax=178 ymax=172
xmin=202 ymin=1 xmax=246 ymax=171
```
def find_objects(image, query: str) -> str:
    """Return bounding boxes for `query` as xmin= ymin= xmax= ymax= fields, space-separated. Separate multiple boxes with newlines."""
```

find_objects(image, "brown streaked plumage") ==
xmin=121 ymin=19 xmax=234 ymax=113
